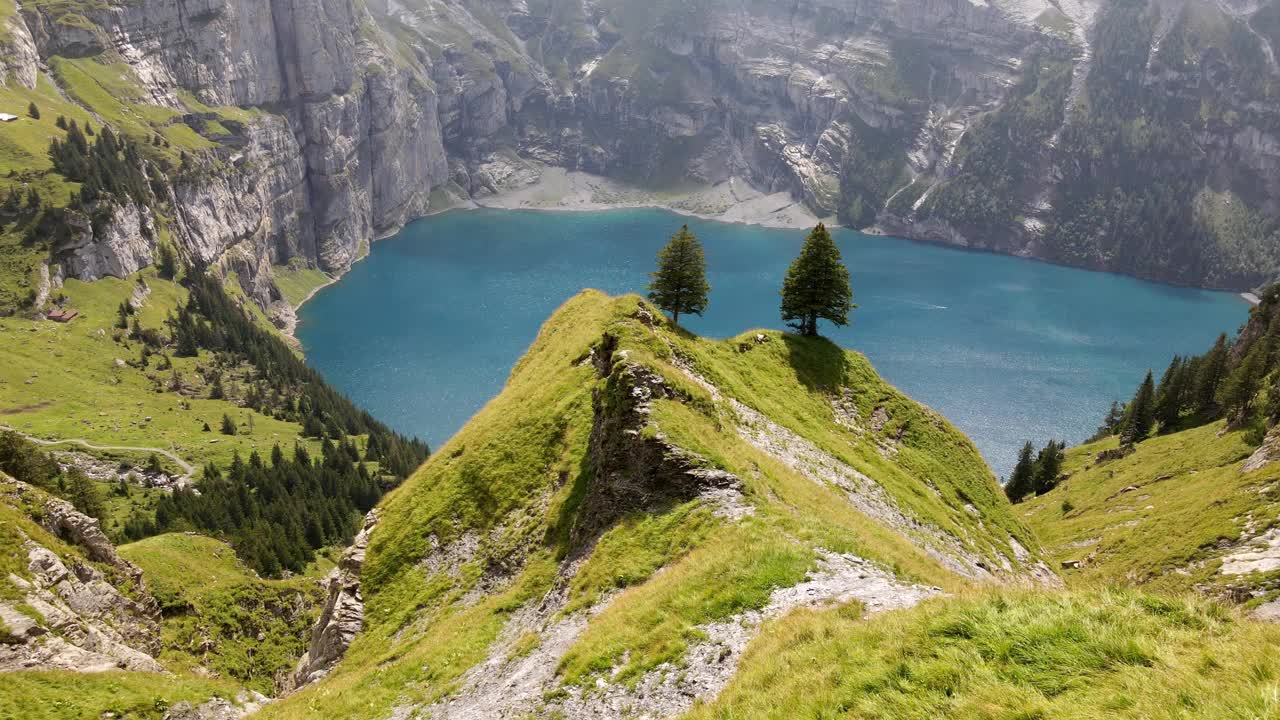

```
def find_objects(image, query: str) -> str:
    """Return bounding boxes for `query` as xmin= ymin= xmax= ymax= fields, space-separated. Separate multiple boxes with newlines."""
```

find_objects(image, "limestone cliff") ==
xmin=9 ymin=0 xmax=1280 ymax=298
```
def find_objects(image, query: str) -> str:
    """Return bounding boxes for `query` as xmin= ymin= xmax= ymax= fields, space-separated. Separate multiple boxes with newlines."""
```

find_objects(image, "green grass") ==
xmin=686 ymin=589 xmax=1280 ymax=719
xmin=563 ymin=500 xmax=717 ymax=614
xmin=118 ymin=534 xmax=325 ymax=693
xmin=271 ymin=264 xmax=332 ymax=308
xmin=1021 ymin=423 xmax=1280 ymax=593
xmin=50 ymin=57 xmax=214 ymax=157
xmin=559 ymin=521 xmax=814 ymax=684
xmin=258 ymin=291 xmax=1046 ymax=719
xmin=665 ymin=327 xmax=1036 ymax=565
xmin=0 ymin=267 xmax=323 ymax=469
xmin=0 ymin=670 xmax=240 ymax=720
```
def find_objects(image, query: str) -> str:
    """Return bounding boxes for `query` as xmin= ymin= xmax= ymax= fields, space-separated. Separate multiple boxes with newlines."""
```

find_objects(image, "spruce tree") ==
xmin=220 ymin=413 xmax=237 ymax=436
xmin=65 ymin=468 xmax=104 ymax=519
xmin=1153 ymin=355 xmax=1185 ymax=432
xmin=1121 ymin=371 xmax=1155 ymax=445
xmin=1032 ymin=441 xmax=1064 ymax=495
xmin=647 ymin=225 xmax=709 ymax=326
xmin=1004 ymin=441 xmax=1036 ymax=502
xmin=1267 ymin=371 xmax=1280 ymax=425
xmin=1101 ymin=401 xmax=1125 ymax=437
xmin=26 ymin=102 xmax=39 ymax=119
xmin=1219 ymin=344 xmax=1267 ymax=424
xmin=780 ymin=223 xmax=854 ymax=336
xmin=1194 ymin=333 xmax=1230 ymax=415
xmin=156 ymin=243 xmax=178 ymax=280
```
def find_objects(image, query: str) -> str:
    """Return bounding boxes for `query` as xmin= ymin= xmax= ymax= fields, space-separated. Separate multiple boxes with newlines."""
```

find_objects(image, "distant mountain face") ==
xmin=1 ymin=0 xmax=1277 ymax=302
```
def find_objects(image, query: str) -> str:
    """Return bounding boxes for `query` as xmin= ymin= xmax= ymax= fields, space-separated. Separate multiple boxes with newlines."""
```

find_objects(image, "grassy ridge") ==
xmin=258 ymin=290 xmax=1044 ymax=719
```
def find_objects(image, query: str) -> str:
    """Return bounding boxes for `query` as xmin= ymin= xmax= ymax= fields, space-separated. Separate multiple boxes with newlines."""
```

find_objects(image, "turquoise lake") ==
xmin=297 ymin=208 xmax=1248 ymax=477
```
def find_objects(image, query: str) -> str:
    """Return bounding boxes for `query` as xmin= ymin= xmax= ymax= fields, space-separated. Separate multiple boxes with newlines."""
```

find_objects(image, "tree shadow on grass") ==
xmin=780 ymin=332 xmax=850 ymax=393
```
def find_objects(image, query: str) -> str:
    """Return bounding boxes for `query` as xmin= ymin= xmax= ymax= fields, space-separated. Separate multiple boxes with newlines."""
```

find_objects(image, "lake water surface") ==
xmin=297 ymin=208 xmax=1247 ymax=476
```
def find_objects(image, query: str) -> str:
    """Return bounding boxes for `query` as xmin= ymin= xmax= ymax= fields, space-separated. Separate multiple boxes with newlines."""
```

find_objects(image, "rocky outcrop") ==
xmin=576 ymin=331 xmax=745 ymax=543
xmin=0 ymin=10 xmax=39 ymax=89
xmin=30 ymin=0 xmax=449 ymax=304
xmin=285 ymin=508 xmax=379 ymax=691
xmin=55 ymin=203 xmax=158 ymax=282
xmin=0 ymin=480 xmax=163 ymax=674
xmin=1244 ymin=427 xmax=1280 ymax=474
xmin=162 ymin=692 xmax=269 ymax=720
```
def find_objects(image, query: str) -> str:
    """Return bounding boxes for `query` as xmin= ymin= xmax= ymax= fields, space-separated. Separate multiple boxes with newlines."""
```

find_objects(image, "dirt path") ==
xmin=0 ymin=426 xmax=195 ymax=476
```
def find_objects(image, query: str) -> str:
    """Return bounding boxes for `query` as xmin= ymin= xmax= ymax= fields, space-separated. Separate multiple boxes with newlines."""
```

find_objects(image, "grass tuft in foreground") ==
xmin=687 ymin=590 xmax=1280 ymax=719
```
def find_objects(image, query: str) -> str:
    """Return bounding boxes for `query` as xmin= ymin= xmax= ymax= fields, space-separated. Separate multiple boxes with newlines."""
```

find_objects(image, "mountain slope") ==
xmin=118 ymin=533 xmax=328 ymax=694
xmin=1022 ymin=427 xmax=1280 ymax=604
xmin=0 ymin=473 xmax=273 ymax=717
xmin=256 ymin=290 xmax=1052 ymax=720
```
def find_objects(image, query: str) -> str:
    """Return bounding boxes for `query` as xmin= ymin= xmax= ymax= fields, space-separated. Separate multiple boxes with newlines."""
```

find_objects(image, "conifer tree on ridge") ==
xmin=647 ymin=225 xmax=710 ymax=326
xmin=780 ymin=223 xmax=854 ymax=337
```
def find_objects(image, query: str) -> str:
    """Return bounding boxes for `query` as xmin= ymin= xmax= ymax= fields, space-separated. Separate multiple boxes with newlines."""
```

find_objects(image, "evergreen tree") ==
xmin=65 ymin=468 xmax=105 ymax=519
xmin=1219 ymin=344 xmax=1267 ymax=424
xmin=1267 ymin=371 xmax=1280 ymax=425
xmin=780 ymin=223 xmax=854 ymax=336
xmin=1194 ymin=333 xmax=1230 ymax=414
xmin=1098 ymin=400 xmax=1125 ymax=438
xmin=55 ymin=115 xmax=67 ymax=130
xmin=1121 ymin=371 xmax=1156 ymax=445
xmin=26 ymin=102 xmax=39 ymax=119
xmin=220 ymin=413 xmax=237 ymax=436
xmin=25 ymin=187 xmax=39 ymax=210
xmin=1004 ymin=441 xmax=1037 ymax=503
xmin=1153 ymin=355 xmax=1185 ymax=432
xmin=156 ymin=243 xmax=178 ymax=280
xmin=1032 ymin=441 xmax=1064 ymax=495
xmin=646 ymin=225 xmax=709 ymax=326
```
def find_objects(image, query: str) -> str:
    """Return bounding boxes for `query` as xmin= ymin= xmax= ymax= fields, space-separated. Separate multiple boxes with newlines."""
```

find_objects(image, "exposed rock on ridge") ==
xmin=285 ymin=508 xmax=379 ymax=692
xmin=0 ymin=479 xmax=163 ymax=674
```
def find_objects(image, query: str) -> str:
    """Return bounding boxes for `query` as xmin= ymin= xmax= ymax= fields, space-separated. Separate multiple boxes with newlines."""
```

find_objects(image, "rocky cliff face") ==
xmin=285 ymin=509 xmax=378 ymax=692
xmin=10 ymin=0 xmax=1280 ymax=294
xmin=0 ymin=478 xmax=163 ymax=673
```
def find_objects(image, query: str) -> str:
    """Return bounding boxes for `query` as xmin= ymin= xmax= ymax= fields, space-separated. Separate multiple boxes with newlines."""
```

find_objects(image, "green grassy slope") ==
xmin=1021 ymin=424 xmax=1280 ymax=603
xmin=0 ymin=670 xmax=243 ymax=720
xmin=0 ymin=267 xmax=322 ymax=471
xmin=688 ymin=589 xmax=1280 ymax=719
xmin=119 ymin=533 xmax=329 ymax=694
xmin=257 ymin=290 xmax=1046 ymax=719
